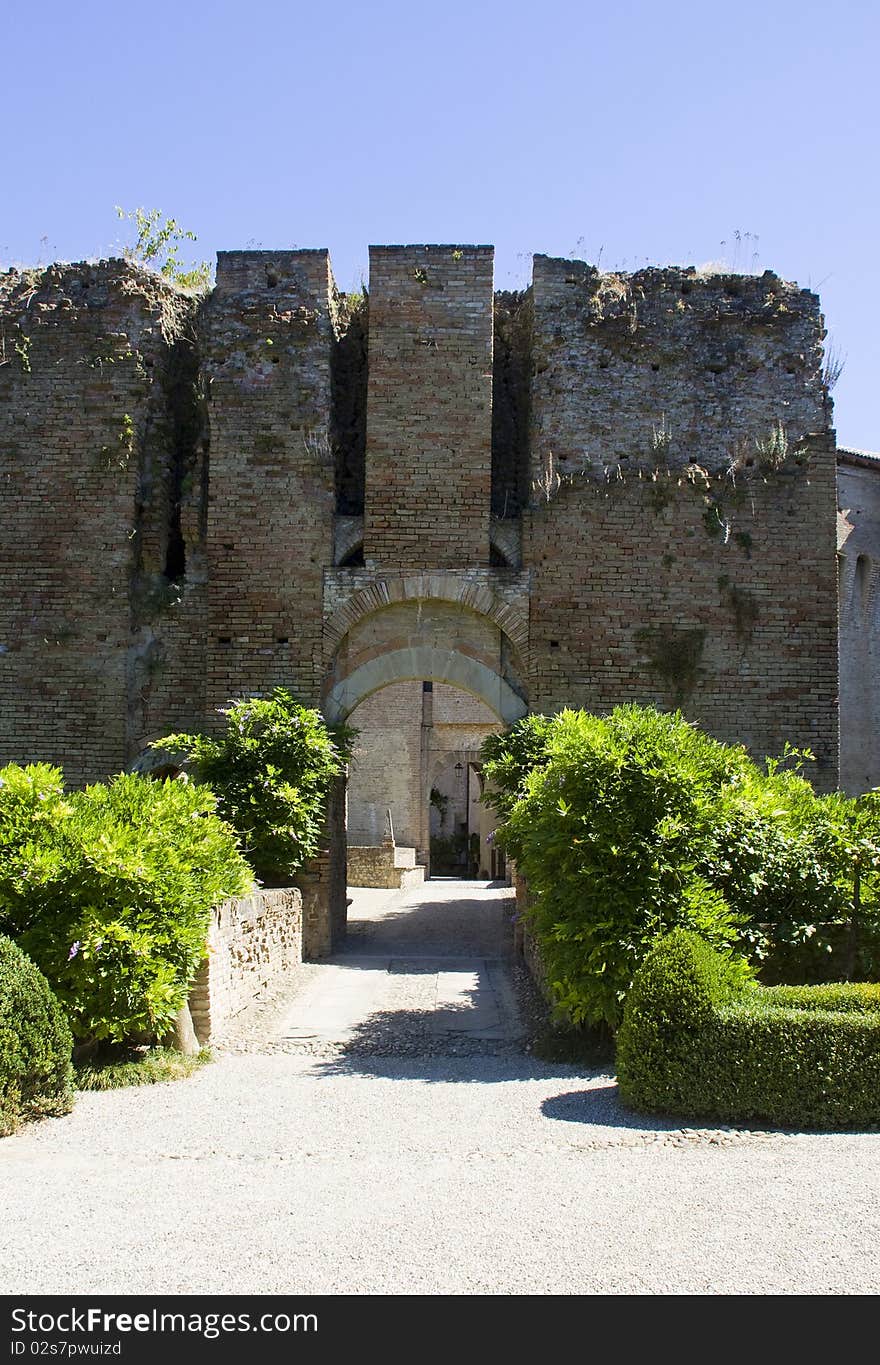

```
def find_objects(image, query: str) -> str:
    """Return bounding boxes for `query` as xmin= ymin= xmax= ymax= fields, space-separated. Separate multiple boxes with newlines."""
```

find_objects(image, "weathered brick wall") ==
xmin=529 ymin=255 xmax=826 ymax=482
xmin=0 ymin=261 xmax=196 ymax=784
xmin=188 ymin=887 xmax=302 ymax=1043
xmin=837 ymin=451 xmax=880 ymax=792
xmin=524 ymin=256 xmax=838 ymax=788
xmin=363 ymin=246 xmax=494 ymax=569
xmin=0 ymin=245 xmax=843 ymax=817
xmin=129 ymin=328 xmax=210 ymax=759
xmin=201 ymin=251 xmax=337 ymax=718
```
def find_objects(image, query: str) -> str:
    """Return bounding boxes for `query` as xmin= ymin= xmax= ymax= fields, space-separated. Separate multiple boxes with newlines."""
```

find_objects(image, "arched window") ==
xmin=855 ymin=554 xmax=873 ymax=621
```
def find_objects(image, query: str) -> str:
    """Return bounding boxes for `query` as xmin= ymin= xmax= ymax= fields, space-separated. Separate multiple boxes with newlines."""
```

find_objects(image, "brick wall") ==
xmin=524 ymin=257 xmax=838 ymax=788
xmin=347 ymin=680 xmax=424 ymax=846
xmin=0 ymin=261 xmax=195 ymax=784
xmin=1 ymin=245 xmax=843 ymax=815
xmin=363 ymin=246 xmax=494 ymax=569
xmin=838 ymin=451 xmax=880 ymax=792
xmin=202 ymin=251 xmax=337 ymax=717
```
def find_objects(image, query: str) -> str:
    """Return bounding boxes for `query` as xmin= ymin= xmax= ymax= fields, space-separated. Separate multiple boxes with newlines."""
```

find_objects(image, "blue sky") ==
xmin=4 ymin=0 xmax=877 ymax=447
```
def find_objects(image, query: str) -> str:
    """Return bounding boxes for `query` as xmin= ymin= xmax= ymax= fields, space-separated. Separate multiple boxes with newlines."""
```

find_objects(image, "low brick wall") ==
xmin=347 ymin=843 xmax=424 ymax=889
xmin=347 ymin=844 xmax=401 ymax=888
xmin=188 ymin=888 xmax=303 ymax=1043
xmin=512 ymin=867 xmax=549 ymax=999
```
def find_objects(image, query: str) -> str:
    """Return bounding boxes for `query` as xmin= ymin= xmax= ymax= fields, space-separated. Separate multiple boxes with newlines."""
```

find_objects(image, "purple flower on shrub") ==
xmin=67 ymin=940 xmax=80 ymax=961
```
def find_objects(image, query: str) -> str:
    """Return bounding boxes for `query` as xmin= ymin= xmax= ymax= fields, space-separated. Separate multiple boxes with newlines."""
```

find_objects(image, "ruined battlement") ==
xmin=0 ymin=245 xmax=844 ymax=793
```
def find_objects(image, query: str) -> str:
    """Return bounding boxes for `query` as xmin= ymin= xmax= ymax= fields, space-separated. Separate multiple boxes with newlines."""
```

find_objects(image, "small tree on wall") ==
xmin=115 ymin=206 xmax=212 ymax=292
xmin=152 ymin=690 xmax=354 ymax=885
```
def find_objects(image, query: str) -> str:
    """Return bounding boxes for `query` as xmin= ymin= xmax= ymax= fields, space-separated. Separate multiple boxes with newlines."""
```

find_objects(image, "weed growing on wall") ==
xmin=115 ymin=206 xmax=212 ymax=292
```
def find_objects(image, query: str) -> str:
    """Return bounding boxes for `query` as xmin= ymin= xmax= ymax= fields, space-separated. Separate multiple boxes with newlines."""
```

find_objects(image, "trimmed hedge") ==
xmin=0 ymin=934 xmax=74 ymax=1135
xmin=617 ymin=930 xmax=880 ymax=1129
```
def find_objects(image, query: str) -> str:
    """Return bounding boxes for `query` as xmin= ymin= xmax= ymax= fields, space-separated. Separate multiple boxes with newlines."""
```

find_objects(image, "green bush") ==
xmin=0 ymin=933 xmax=74 ymax=1135
xmin=152 ymin=689 xmax=353 ymax=885
xmin=617 ymin=930 xmax=880 ymax=1128
xmin=0 ymin=764 xmax=253 ymax=1044
xmin=485 ymin=706 xmax=753 ymax=1028
xmin=483 ymin=705 xmax=880 ymax=1028
xmin=480 ymin=715 xmax=557 ymax=820
xmin=701 ymin=777 xmax=880 ymax=977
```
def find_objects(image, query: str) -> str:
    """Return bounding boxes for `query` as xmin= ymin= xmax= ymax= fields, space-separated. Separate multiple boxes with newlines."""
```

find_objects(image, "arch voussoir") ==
xmin=322 ymin=572 xmax=531 ymax=671
xmin=323 ymin=646 xmax=528 ymax=726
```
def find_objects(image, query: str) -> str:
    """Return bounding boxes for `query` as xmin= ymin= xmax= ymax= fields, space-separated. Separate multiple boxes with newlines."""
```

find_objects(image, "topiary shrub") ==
xmin=617 ymin=930 xmax=880 ymax=1129
xmin=151 ymin=689 xmax=353 ymax=885
xmin=0 ymin=933 xmax=74 ymax=1135
xmin=0 ymin=764 xmax=254 ymax=1045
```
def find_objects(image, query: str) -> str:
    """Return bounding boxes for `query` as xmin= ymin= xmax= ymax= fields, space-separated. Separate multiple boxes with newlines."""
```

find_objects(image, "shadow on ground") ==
xmin=308 ymin=1000 xmax=610 ymax=1083
xmin=541 ymin=1084 xmax=691 ymax=1132
xmin=345 ymin=880 xmax=516 ymax=958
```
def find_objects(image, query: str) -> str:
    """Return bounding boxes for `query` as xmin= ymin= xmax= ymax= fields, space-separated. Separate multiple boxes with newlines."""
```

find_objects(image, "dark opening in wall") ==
xmin=332 ymin=292 xmax=368 ymax=515
xmin=161 ymin=335 xmax=206 ymax=583
xmin=339 ymin=543 xmax=365 ymax=568
xmin=855 ymin=554 xmax=872 ymax=619
xmin=491 ymin=291 xmax=531 ymax=519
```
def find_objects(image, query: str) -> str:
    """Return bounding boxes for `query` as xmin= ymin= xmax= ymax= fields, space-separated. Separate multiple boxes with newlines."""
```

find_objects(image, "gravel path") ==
xmin=3 ymin=879 xmax=880 ymax=1295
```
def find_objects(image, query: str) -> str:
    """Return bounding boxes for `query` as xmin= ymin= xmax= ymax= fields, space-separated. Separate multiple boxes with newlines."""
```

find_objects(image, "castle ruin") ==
xmin=1 ymin=244 xmax=876 ymax=947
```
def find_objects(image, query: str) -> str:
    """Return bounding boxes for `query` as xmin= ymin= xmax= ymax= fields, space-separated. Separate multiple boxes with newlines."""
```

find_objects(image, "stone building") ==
xmin=1 ymin=244 xmax=876 ymax=946
xmin=838 ymin=447 xmax=880 ymax=793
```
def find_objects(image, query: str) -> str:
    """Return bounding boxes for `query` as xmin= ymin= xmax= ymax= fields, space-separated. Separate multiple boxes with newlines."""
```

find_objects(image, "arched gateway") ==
xmin=314 ymin=582 xmax=530 ymax=949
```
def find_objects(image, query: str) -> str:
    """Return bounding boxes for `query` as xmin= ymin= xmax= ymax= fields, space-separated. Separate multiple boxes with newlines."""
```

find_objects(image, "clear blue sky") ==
xmin=4 ymin=0 xmax=877 ymax=448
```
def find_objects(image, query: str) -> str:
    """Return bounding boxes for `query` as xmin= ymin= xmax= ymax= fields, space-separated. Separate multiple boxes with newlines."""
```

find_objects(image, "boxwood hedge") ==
xmin=617 ymin=929 xmax=880 ymax=1129
xmin=0 ymin=934 xmax=74 ymax=1135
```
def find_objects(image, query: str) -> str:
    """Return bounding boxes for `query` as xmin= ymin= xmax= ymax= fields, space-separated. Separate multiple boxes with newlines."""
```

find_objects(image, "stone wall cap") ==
xmin=215 ymin=248 xmax=329 ymax=259
xmin=838 ymin=446 xmax=880 ymax=465
xmin=368 ymin=244 xmax=494 ymax=254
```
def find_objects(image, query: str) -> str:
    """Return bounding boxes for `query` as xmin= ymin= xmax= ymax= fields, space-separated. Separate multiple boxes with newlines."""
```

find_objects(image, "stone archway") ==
xmin=323 ymin=645 xmax=527 ymax=725
xmin=315 ymin=587 xmax=529 ymax=955
xmin=321 ymin=570 xmax=532 ymax=674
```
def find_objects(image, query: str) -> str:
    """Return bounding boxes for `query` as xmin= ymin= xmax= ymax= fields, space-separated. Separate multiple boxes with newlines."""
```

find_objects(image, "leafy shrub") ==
xmin=480 ymin=715 xmax=557 ymax=820
xmin=762 ymin=981 xmax=880 ymax=1013
xmin=701 ymin=777 xmax=880 ymax=977
xmin=485 ymin=706 xmax=754 ymax=1028
xmin=152 ymin=689 xmax=352 ymax=885
xmin=483 ymin=705 xmax=880 ymax=1028
xmin=0 ymin=765 xmax=253 ymax=1044
xmin=430 ymin=832 xmax=468 ymax=874
xmin=0 ymin=933 xmax=74 ymax=1135
xmin=617 ymin=930 xmax=880 ymax=1128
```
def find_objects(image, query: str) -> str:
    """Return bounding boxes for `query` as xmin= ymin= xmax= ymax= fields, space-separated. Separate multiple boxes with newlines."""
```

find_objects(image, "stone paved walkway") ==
xmin=274 ymin=880 xmax=523 ymax=1048
xmin=211 ymin=878 xmax=533 ymax=1057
